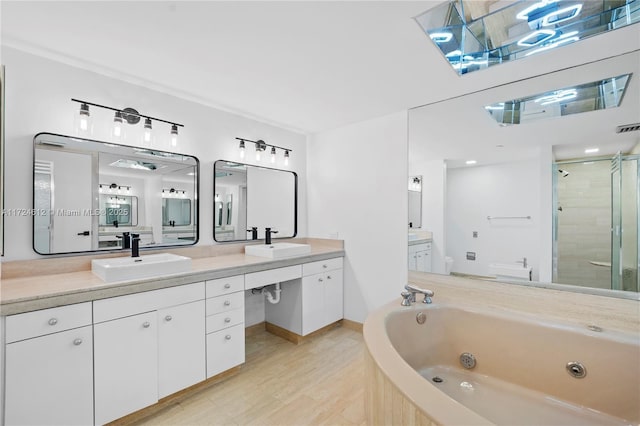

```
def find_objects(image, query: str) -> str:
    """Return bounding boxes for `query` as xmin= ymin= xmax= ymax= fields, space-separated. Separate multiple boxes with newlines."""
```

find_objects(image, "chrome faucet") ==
xmin=265 ymin=227 xmax=278 ymax=245
xmin=403 ymin=284 xmax=434 ymax=305
xmin=517 ymin=257 xmax=528 ymax=268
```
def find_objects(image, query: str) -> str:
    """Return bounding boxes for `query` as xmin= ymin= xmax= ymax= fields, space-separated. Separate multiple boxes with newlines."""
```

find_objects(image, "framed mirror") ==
xmin=33 ymin=132 xmax=199 ymax=255
xmin=0 ymin=65 xmax=4 ymax=256
xmin=408 ymin=51 xmax=640 ymax=298
xmin=213 ymin=160 xmax=297 ymax=242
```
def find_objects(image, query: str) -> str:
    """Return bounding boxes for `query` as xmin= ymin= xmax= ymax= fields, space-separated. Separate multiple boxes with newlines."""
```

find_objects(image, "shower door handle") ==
xmin=77 ymin=231 xmax=90 ymax=236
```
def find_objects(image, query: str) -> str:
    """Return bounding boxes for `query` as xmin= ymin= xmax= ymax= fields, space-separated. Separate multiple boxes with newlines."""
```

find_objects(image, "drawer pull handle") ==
xmin=224 ymin=283 xmax=231 ymax=289
xmin=73 ymin=338 xmax=83 ymax=346
xmin=143 ymin=322 xmax=151 ymax=328
xmin=48 ymin=318 xmax=58 ymax=326
xmin=225 ymin=317 xmax=231 ymax=323
xmin=224 ymin=300 xmax=231 ymax=306
xmin=225 ymin=335 xmax=232 ymax=340
xmin=165 ymin=315 xmax=173 ymax=322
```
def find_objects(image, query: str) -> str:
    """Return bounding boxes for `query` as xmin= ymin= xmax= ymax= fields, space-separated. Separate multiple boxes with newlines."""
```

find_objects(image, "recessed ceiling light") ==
xmin=466 ymin=160 xmax=477 ymax=165
xmin=585 ymin=148 xmax=599 ymax=154
xmin=429 ymin=32 xmax=453 ymax=43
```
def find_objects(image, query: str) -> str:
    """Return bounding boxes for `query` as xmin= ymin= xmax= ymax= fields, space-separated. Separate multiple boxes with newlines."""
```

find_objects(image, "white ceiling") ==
xmin=1 ymin=1 xmax=639 ymax=134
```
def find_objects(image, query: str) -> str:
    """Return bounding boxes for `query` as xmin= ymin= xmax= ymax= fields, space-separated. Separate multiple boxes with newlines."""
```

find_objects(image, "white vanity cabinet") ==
xmin=205 ymin=275 xmax=245 ymax=378
xmin=409 ymin=242 xmax=432 ymax=272
xmin=4 ymin=303 xmax=93 ymax=426
xmin=265 ymin=257 xmax=344 ymax=336
xmin=93 ymin=283 xmax=205 ymax=425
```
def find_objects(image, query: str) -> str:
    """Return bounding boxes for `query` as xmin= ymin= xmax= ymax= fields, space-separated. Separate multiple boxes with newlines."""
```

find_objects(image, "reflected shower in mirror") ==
xmin=408 ymin=51 xmax=640 ymax=297
xmin=33 ymin=133 xmax=199 ymax=254
xmin=213 ymin=160 xmax=297 ymax=242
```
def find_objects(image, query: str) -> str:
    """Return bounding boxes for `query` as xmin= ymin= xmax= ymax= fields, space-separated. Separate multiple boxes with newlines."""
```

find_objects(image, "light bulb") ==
xmin=239 ymin=140 xmax=245 ymax=159
xmin=75 ymin=103 xmax=93 ymax=135
xmin=270 ymin=146 xmax=276 ymax=164
xmin=143 ymin=117 xmax=152 ymax=145
xmin=255 ymin=146 xmax=262 ymax=161
xmin=112 ymin=111 xmax=123 ymax=140
xmin=284 ymin=150 xmax=290 ymax=166
xmin=170 ymin=124 xmax=178 ymax=148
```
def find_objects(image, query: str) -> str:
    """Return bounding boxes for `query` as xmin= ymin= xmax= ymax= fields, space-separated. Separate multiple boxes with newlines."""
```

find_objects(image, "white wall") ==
xmin=307 ymin=111 xmax=407 ymax=323
xmin=1 ymin=47 xmax=307 ymax=260
xmin=446 ymin=159 xmax=542 ymax=280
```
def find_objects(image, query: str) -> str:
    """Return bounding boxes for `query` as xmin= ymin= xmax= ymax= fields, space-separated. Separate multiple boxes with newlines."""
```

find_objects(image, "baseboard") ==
xmin=245 ymin=321 xmax=266 ymax=337
xmin=265 ymin=320 xmax=342 ymax=344
xmin=341 ymin=318 xmax=363 ymax=333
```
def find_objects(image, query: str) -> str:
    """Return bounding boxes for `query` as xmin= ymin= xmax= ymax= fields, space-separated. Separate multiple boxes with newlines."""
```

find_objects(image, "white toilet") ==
xmin=445 ymin=256 xmax=454 ymax=275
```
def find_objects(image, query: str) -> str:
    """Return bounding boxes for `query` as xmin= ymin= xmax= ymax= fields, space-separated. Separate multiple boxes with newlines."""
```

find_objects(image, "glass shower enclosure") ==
xmin=553 ymin=154 xmax=639 ymax=292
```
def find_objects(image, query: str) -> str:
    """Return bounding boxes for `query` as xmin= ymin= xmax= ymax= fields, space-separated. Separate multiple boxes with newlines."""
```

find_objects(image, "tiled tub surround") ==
xmin=0 ymin=238 xmax=343 ymax=315
xmin=0 ymin=238 xmax=344 ymax=425
xmin=364 ymin=272 xmax=640 ymax=426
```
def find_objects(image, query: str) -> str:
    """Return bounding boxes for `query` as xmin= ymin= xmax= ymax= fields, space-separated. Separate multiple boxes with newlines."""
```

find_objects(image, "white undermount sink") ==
xmin=91 ymin=253 xmax=192 ymax=283
xmin=245 ymin=243 xmax=311 ymax=259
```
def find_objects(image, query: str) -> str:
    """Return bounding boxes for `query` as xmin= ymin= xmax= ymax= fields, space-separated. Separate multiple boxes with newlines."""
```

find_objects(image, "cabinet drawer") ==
xmin=206 ymin=275 xmax=245 ymax=298
xmin=245 ymin=265 xmax=302 ymax=290
xmin=206 ymin=308 xmax=244 ymax=334
xmin=206 ymin=291 xmax=244 ymax=315
xmin=206 ymin=324 xmax=245 ymax=378
xmin=303 ymin=257 xmax=343 ymax=276
xmin=94 ymin=282 xmax=204 ymax=323
xmin=6 ymin=302 xmax=92 ymax=343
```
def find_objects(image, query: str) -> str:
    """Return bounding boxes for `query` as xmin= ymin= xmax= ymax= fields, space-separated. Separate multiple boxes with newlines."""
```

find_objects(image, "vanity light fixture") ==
xmin=71 ymin=99 xmax=184 ymax=148
xmin=585 ymin=148 xmax=600 ymax=154
xmin=99 ymin=183 xmax=131 ymax=195
xmin=162 ymin=188 xmax=187 ymax=198
xmin=466 ymin=160 xmax=477 ymax=165
xmin=235 ymin=137 xmax=293 ymax=166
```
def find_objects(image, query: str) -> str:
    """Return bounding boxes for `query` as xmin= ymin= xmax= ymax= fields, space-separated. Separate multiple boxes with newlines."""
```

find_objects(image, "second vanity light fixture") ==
xmin=72 ymin=98 xmax=184 ymax=148
xmin=236 ymin=137 xmax=292 ymax=166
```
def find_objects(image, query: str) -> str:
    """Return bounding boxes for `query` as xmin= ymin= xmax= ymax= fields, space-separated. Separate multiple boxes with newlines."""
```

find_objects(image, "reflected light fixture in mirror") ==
xmin=71 ymin=98 xmax=183 ymax=148
xmin=484 ymin=74 xmax=632 ymax=125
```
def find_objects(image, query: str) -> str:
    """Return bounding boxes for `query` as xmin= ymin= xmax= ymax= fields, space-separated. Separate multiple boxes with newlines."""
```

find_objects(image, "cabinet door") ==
xmin=5 ymin=326 xmax=93 ymax=426
xmin=408 ymin=247 xmax=418 ymax=271
xmin=301 ymin=274 xmax=326 ymax=335
xmin=324 ymin=270 xmax=344 ymax=326
xmin=419 ymin=249 xmax=432 ymax=272
xmin=206 ymin=324 xmax=245 ymax=378
xmin=94 ymin=311 xmax=158 ymax=425
xmin=158 ymin=300 xmax=206 ymax=398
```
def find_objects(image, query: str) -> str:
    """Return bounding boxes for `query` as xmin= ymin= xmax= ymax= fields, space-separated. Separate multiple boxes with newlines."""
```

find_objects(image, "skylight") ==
xmin=415 ymin=0 xmax=640 ymax=75
xmin=484 ymin=73 xmax=631 ymax=125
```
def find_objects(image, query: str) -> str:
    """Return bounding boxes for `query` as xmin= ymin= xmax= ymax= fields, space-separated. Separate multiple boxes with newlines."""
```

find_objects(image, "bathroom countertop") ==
xmin=408 ymin=238 xmax=432 ymax=246
xmin=1 ymin=241 xmax=344 ymax=316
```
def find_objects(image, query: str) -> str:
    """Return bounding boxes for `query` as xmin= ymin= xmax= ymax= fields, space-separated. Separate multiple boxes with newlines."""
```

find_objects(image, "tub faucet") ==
xmin=131 ymin=233 xmax=140 ymax=258
xmin=404 ymin=284 xmax=434 ymax=304
xmin=517 ymin=257 xmax=528 ymax=268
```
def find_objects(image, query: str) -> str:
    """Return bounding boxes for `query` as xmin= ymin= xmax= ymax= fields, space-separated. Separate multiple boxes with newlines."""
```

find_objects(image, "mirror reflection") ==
xmin=408 ymin=51 xmax=640 ymax=296
xmin=33 ymin=133 xmax=199 ymax=254
xmin=214 ymin=160 xmax=297 ymax=242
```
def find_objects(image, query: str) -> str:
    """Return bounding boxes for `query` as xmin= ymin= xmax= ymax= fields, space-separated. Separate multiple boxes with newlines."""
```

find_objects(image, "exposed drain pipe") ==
xmin=262 ymin=282 xmax=281 ymax=304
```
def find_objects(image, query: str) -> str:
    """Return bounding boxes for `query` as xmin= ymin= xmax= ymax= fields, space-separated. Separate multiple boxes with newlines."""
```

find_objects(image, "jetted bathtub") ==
xmin=364 ymin=301 xmax=640 ymax=425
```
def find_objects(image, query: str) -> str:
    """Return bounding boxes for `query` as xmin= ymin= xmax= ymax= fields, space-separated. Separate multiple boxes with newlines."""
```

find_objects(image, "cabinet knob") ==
xmin=318 ymin=278 xmax=324 ymax=282
xmin=327 ymin=275 xmax=332 ymax=280
xmin=143 ymin=321 xmax=151 ymax=328
xmin=48 ymin=318 xmax=58 ymax=326
xmin=73 ymin=338 xmax=83 ymax=346
xmin=224 ymin=283 xmax=231 ymax=289
xmin=322 ymin=264 xmax=328 ymax=269
xmin=224 ymin=300 xmax=231 ymax=306
xmin=165 ymin=315 xmax=173 ymax=322
xmin=224 ymin=317 xmax=231 ymax=323
xmin=225 ymin=335 xmax=232 ymax=340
